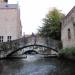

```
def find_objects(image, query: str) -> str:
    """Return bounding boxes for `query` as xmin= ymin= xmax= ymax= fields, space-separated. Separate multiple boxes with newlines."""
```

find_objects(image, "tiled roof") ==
xmin=0 ymin=3 xmax=18 ymax=9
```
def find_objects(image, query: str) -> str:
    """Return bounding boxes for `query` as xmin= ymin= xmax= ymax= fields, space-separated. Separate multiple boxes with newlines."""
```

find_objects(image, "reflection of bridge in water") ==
xmin=0 ymin=36 xmax=61 ymax=58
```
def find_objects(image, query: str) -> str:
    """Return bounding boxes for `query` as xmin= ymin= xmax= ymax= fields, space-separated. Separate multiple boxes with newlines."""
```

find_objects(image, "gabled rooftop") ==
xmin=62 ymin=6 xmax=75 ymax=21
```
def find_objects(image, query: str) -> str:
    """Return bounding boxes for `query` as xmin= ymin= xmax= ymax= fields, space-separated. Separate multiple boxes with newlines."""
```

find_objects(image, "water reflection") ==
xmin=0 ymin=55 xmax=75 ymax=75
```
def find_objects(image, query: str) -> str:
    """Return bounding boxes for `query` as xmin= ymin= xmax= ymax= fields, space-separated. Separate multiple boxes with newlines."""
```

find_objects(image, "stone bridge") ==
xmin=0 ymin=36 xmax=62 ymax=58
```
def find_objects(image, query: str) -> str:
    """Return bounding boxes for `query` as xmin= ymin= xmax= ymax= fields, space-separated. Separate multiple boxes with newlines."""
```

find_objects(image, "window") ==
xmin=71 ymin=17 xmax=74 ymax=21
xmin=7 ymin=36 xmax=11 ymax=42
xmin=4 ymin=0 xmax=8 ymax=2
xmin=0 ymin=36 xmax=4 ymax=43
xmin=68 ymin=28 xmax=71 ymax=40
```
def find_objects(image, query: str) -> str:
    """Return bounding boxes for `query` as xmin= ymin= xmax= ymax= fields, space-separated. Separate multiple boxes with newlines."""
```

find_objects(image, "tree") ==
xmin=38 ymin=8 xmax=64 ymax=40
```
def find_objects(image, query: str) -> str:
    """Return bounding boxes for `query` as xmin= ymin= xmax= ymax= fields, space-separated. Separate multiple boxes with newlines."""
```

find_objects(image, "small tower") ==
xmin=0 ymin=0 xmax=8 ymax=3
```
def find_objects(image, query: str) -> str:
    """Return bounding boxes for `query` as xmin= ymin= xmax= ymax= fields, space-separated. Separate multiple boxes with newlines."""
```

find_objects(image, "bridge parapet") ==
xmin=0 ymin=37 xmax=27 ymax=58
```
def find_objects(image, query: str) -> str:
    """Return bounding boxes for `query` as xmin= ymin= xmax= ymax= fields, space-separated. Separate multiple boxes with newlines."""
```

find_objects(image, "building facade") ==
xmin=61 ymin=6 xmax=75 ymax=48
xmin=0 ymin=0 xmax=22 ymax=42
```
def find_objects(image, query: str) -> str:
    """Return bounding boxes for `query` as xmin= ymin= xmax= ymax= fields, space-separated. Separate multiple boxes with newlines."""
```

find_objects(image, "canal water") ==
xmin=0 ymin=55 xmax=75 ymax=75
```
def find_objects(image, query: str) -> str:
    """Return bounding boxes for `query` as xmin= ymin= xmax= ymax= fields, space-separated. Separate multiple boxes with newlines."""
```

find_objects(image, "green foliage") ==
xmin=38 ymin=8 xmax=64 ymax=40
xmin=0 ymin=43 xmax=7 ymax=51
xmin=59 ymin=47 xmax=75 ymax=56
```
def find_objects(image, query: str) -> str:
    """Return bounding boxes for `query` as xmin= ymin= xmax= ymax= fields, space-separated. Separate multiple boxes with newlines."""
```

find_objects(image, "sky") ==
xmin=8 ymin=0 xmax=75 ymax=35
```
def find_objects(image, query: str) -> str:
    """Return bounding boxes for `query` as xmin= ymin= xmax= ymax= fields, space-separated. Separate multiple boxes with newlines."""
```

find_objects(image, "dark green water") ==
xmin=0 ymin=55 xmax=75 ymax=75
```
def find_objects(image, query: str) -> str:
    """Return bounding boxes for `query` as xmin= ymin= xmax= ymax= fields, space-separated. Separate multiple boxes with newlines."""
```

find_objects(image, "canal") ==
xmin=0 ymin=55 xmax=75 ymax=75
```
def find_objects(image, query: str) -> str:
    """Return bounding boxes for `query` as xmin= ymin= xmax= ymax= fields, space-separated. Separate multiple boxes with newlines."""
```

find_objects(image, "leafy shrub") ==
xmin=59 ymin=47 xmax=75 ymax=56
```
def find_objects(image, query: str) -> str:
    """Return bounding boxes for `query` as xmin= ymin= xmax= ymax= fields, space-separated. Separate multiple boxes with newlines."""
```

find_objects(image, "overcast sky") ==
xmin=8 ymin=0 xmax=75 ymax=34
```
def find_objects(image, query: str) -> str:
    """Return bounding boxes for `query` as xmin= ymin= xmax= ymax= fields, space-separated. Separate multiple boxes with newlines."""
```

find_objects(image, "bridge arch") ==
xmin=23 ymin=50 xmax=39 ymax=55
xmin=6 ymin=44 xmax=58 ymax=57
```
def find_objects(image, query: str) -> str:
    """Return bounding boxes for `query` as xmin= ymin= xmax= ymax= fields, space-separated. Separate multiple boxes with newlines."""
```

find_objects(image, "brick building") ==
xmin=0 ymin=0 xmax=22 ymax=42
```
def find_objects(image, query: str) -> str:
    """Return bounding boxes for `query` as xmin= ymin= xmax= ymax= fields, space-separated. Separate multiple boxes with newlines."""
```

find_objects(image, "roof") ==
xmin=0 ymin=3 xmax=18 ymax=9
xmin=61 ymin=6 xmax=75 ymax=22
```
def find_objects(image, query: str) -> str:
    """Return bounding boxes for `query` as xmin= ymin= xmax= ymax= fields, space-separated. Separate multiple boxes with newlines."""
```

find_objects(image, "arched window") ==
xmin=68 ymin=28 xmax=71 ymax=39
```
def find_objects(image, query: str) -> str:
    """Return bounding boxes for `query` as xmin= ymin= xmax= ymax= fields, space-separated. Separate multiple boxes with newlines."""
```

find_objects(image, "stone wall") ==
xmin=61 ymin=6 xmax=75 ymax=48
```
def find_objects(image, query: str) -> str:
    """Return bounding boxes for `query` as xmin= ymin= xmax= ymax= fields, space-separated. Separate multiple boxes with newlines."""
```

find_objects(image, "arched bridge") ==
xmin=7 ymin=44 xmax=59 ymax=57
xmin=0 ymin=36 xmax=62 ymax=58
